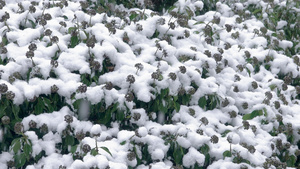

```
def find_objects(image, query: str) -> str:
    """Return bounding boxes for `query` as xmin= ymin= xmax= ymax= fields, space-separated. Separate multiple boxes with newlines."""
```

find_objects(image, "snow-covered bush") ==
xmin=0 ymin=0 xmax=300 ymax=168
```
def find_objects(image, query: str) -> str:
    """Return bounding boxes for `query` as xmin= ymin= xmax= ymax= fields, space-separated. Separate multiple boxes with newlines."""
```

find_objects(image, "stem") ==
xmin=24 ymin=11 xmax=30 ymax=26
xmin=55 ymin=43 xmax=61 ymax=52
xmin=4 ymin=22 xmax=11 ymax=32
xmin=142 ymin=8 xmax=146 ymax=20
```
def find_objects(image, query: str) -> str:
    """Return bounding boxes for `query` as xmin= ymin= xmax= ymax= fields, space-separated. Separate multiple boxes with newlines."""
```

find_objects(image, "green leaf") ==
xmin=23 ymin=143 xmax=32 ymax=157
xmin=173 ymin=144 xmax=183 ymax=164
xmin=65 ymin=135 xmax=75 ymax=146
xmin=12 ymin=104 xmax=20 ymax=120
xmin=91 ymin=148 xmax=98 ymax=156
xmin=198 ymin=96 xmax=206 ymax=109
xmin=70 ymin=36 xmax=79 ymax=48
xmin=12 ymin=138 xmax=21 ymax=154
xmin=34 ymin=98 xmax=45 ymax=115
xmin=14 ymin=153 xmax=27 ymax=168
xmin=120 ymin=141 xmax=126 ymax=145
xmin=70 ymin=145 xmax=77 ymax=154
xmin=269 ymin=84 xmax=277 ymax=90
xmin=100 ymin=146 xmax=112 ymax=157
xmin=116 ymin=109 xmax=125 ymax=121
xmin=287 ymin=155 xmax=296 ymax=167
xmin=2 ymin=36 xmax=8 ymax=45
xmin=242 ymin=110 xmax=263 ymax=120
xmin=62 ymin=15 xmax=68 ymax=20
xmin=200 ymin=144 xmax=210 ymax=155
xmin=223 ymin=150 xmax=232 ymax=158
xmin=129 ymin=12 xmax=139 ymax=21
xmin=28 ymin=19 xmax=36 ymax=28
xmin=174 ymin=101 xmax=180 ymax=112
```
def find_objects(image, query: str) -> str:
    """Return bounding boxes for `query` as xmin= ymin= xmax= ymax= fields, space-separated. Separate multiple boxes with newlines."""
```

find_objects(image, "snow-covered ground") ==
xmin=0 ymin=0 xmax=300 ymax=168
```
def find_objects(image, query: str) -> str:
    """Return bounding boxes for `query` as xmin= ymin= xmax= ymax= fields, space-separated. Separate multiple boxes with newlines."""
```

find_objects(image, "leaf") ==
xmin=242 ymin=110 xmax=263 ymax=120
xmin=91 ymin=148 xmax=98 ymax=156
xmin=23 ymin=143 xmax=32 ymax=157
xmin=12 ymin=104 xmax=20 ymax=120
xmin=28 ymin=19 xmax=36 ymax=28
xmin=62 ymin=15 xmax=68 ymax=20
xmin=129 ymin=12 xmax=139 ymax=21
xmin=223 ymin=150 xmax=232 ymax=158
xmin=269 ymin=84 xmax=277 ymax=90
xmin=120 ymin=141 xmax=126 ymax=145
xmin=14 ymin=153 xmax=27 ymax=168
xmin=70 ymin=36 xmax=79 ymax=48
xmin=34 ymin=98 xmax=45 ymax=115
xmin=70 ymin=145 xmax=77 ymax=154
xmin=2 ymin=36 xmax=8 ymax=45
xmin=193 ymin=21 xmax=205 ymax=25
xmin=173 ymin=144 xmax=183 ymax=164
xmin=12 ymin=138 xmax=21 ymax=154
xmin=286 ymin=155 xmax=296 ymax=167
xmin=198 ymin=96 xmax=206 ymax=109
xmin=116 ymin=109 xmax=125 ymax=121
xmin=174 ymin=101 xmax=180 ymax=112
xmin=65 ymin=135 xmax=75 ymax=146
xmin=100 ymin=146 xmax=112 ymax=157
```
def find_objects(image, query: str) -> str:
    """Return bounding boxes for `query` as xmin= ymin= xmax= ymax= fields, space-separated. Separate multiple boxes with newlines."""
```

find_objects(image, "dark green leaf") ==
xmin=100 ymin=146 xmax=112 ymax=157
xmin=34 ymin=98 xmax=45 ymax=115
xmin=198 ymin=96 xmax=206 ymax=109
xmin=91 ymin=148 xmax=98 ymax=156
xmin=70 ymin=145 xmax=77 ymax=154
xmin=120 ymin=141 xmax=126 ymax=145
xmin=173 ymin=144 xmax=183 ymax=164
xmin=174 ymin=101 xmax=180 ymax=112
xmin=116 ymin=109 xmax=125 ymax=121
xmin=286 ymin=155 xmax=297 ymax=167
xmin=129 ymin=13 xmax=139 ymax=21
xmin=12 ymin=138 xmax=21 ymax=154
xmin=242 ymin=110 xmax=263 ymax=120
xmin=23 ymin=143 xmax=32 ymax=157
xmin=14 ymin=153 xmax=27 ymax=168
xmin=28 ymin=19 xmax=36 ymax=28
xmin=70 ymin=36 xmax=79 ymax=48
xmin=223 ymin=150 xmax=232 ymax=158
xmin=65 ymin=135 xmax=75 ymax=146
xmin=63 ymin=15 xmax=68 ymax=20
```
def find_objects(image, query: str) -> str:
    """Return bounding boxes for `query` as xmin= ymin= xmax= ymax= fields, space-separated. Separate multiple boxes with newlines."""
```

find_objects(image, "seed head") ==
xmin=225 ymin=24 xmax=232 ymax=32
xmin=77 ymin=84 xmax=87 ymax=93
xmin=64 ymin=114 xmax=73 ymax=124
xmin=105 ymin=82 xmax=113 ymax=90
xmin=243 ymin=120 xmax=250 ymax=130
xmin=1 ymin=115 xmax=10 ymax=125
xmin=0 ymin=83 xmax=8 ymax=93
xmin=76 ymin=131 xmax=85 ymax=141
xmin=40 ymin=123 xmax=48 ymax=134
xmin=222 ymin=98 xmax=229 ymax=107
xmin=125 ymin=91 xmax=134 ymax=102
xmin=168 ymin=72 xmax=177 ymax=81
xmin=14 ymin=122 xmax=24 ymax=134
xmin=228 ymin=111 xmax=237 ymax=118
xmin=133 ymin=112 xmax=141 ymax=121
xmin=29 ymin=120 xmax=37 ymax=128
xmin=126 ymin=75 xmax=135 ymax=84
xmin=44 ymin=29 xmax=52 ymax=36
xmin=51 ymin=36 xmax=59 ymax=43
xmin=135 ymin=63 xmax=144 ymax=71
xmin=127 ymin=152 xmax=136 ymax=161
xmin=252 ymin=81 xmax=258 ymax=89
xmin=210 ymin=135 xmax=219 ymax=144
xmin=200 ymin=117 xmax=209 ymax=125
xmin=59 ymin=21 xmax=67 ymax=27
xmin=51 ymin=84 xmax=59 ymax=93
xmin=188 ymin=108 xmax=195 ymax=116
xmin=6 ymin=91 xmax=15 ymax=100
xmin=43 ymin=13 xmax=52 ymax=20
xmin=213 ymin=53 xmax=222 ymax=62
xmin=82 ymin=144 xmax=91 ymax=153
xmin=26 ymin=50 xmax=35 ymax=58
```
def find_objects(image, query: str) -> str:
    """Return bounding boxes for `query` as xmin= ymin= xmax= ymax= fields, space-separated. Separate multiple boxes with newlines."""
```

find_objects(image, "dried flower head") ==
xmin=168 ymin=72 xmax=177 ymax=81
xmin=200 ymin=117 xmax=209 ymax=125
xmin=126 ymin=75 xmax=135 ymax=84
xmin=105 ymin=82 xmax=113 ymax=90
xmin=225 ymin=24 xmax=232 ymax=32
xmin=210 ymin=135 xmax=219 ymax=144
xmin=51 ymin=84 xmax=59 ymax=93
xmin=29 ymin=120 xmax=37 ymax=128
xmin=213 ymin=53 xmax=222 ymax=62
xmin=133 ymin=112 xmax=141 ymax=121
xmin=77 ymin=84 xmax=87 ymax=93
xmin=135 ymin=63 xmax=144 ymax=71
xmin=127 ymin=152 xmax=136 ymax=161
xmin=82 ymin=144 xmax=91 ymax=153
xmin=43 ymin=13 xmax=52 ymax=20
xmin=14 ymin=122 xmax=24 ymax=134
xmin=26 ymin=50 xmax=35 ymax=58
xmin=243 ymin=120 xmax=250 ymax=130
xmin=0 ymin=83 xmax=8 ymax=93
xmin=1 ymin=115 xmax=10 ymax=125
xmin=6 ymin=91 xmax=15 ymax=100
xmin=125 ymin=91 xmax=134 ymax=102
xmin=51 ymin=36 xmax=59 ymax=43
xmin=64 ymin=114 xmax=73 ymax=124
